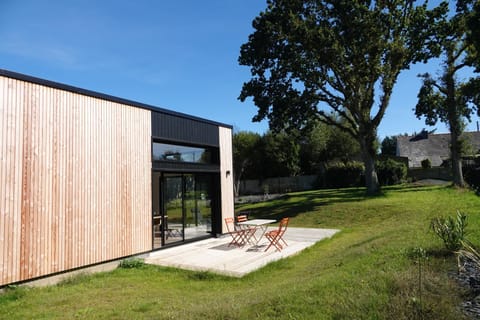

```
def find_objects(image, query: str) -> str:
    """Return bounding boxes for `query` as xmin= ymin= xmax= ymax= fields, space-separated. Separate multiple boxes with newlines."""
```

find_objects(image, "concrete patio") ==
xmin=144 ymin=227 xmax=339 ymax=277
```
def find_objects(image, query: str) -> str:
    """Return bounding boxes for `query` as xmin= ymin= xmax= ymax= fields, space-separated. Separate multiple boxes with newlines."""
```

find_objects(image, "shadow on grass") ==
xmin=387 ymin=184 xmax=452 ymax=194
xmin=238 ymin=183 xmax=456 ymax=221
xmin=239 ymin=187 xmax=370 ymax=221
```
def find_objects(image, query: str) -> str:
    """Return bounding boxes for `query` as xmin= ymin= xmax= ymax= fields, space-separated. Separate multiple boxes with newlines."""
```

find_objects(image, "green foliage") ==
xmin=430 ymin=211 xmax=468 ymax=251
xmin=464 ymin=0 xmax=480 ymax=72
xmin=300 ymin=120 xmax=360 ymax=174
xmin=233 ymin=130 xmax=301 ymax=181
xmin=239 ymin=0 xmax=447 ymax=195
xmin=325 ymin=161 xmax=364 ymax=188
xmin=463 ymin=163 xmax=480 ymax=192
xmin=376 ymin=158 xmax=407 ymax=186
xmin=260 ymin=131 xmax=301 ymax=178
xmin=232 ymin=131 xmax=261 ymax=180
xmin=0 ymin=286 xmax=26 ymax=304
xmin=381 ymin=136 xmax=397 ymax=156
xmin=118 ymin=258 xmax=145 ymax=269
xmin=421 ymin=158 xmax=432 ymax=169
xmin=1 ymin=186 xmax=478 ymax=319
xmin=414 ymin=1 xmax=480 ymax=187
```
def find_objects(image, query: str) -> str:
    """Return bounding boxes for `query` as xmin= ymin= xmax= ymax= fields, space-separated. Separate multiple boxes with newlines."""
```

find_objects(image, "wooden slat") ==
xmin=0 ymin=75 xmax=152 ymax=286
xmin=218 ymin=126 xmax=234 ymax=233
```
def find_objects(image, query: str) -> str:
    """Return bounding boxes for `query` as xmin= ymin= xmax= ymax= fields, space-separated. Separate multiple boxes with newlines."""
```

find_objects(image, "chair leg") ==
xmin=264 ymin=232 xmax=286 ymax=252
xmin=228 ymin=229 xmax=247 ymax=247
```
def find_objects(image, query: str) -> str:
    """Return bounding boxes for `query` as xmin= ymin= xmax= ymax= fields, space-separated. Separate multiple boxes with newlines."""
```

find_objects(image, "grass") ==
xmin=1 ymin=184 xmax=479 ymax=319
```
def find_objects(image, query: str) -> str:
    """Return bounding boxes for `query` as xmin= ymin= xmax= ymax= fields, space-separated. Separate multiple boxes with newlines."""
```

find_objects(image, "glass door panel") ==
xmin=184 ymin=174 xmax=197 ymax=240
xmin=152 ymin=172 xmax=214 ymax=249
xmin=152 ymin=172 xmax=162 ymax=249
xmin=196 ymin=174 xmax=212 ymax=234
xmin=163 ymin=175 xmax=184 ymax=245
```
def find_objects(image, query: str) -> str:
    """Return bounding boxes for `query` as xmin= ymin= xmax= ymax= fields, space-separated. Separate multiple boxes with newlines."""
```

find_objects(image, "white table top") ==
xmin=237 ymin=219 xmax=276 ymax=226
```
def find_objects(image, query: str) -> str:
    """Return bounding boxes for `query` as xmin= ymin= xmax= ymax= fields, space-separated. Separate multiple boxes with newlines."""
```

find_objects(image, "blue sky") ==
xmin=0 ymin=0 xmax=478 ymax=139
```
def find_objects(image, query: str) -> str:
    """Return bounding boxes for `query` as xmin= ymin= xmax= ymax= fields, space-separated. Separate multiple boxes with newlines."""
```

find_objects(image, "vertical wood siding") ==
xmin=0 ymin=76 xmax=152 ymax=286
xmin=218 ymin=126 xmax=234 ymax=233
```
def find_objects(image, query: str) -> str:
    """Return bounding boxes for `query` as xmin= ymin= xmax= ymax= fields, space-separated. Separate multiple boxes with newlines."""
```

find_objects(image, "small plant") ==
xmin=430 ymin=211 xmax=467 ymax=251
xmin=404 ymin=247 xmax=429 ymax=319
xmin=421 ymin=158 xmax=432 ymax=169
xmin=118 ymin=258 xmax=145 ymax=269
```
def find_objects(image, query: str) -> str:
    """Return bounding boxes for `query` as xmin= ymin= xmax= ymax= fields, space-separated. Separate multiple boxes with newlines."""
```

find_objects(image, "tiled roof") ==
xmin=396 ymin=131 xmax=480 ymax=167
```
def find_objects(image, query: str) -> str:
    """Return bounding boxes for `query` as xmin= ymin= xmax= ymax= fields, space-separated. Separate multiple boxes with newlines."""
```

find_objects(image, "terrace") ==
xmin=144 ymin=227 xmax=339 ymax=277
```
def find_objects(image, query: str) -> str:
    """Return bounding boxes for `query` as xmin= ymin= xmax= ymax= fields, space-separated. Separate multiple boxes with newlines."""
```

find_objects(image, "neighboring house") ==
xmin=0 ymin=69 xmax=234 ymax=287
xmin=396 ymin=130 xmax=480 ymax=168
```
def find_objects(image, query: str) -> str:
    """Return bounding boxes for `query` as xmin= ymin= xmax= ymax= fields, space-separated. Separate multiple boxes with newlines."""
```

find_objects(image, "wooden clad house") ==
xmin=0 ymin=69 xmax=234 ymax=286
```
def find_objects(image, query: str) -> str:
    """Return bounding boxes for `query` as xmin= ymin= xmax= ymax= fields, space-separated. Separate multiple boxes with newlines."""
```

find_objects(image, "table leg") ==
xmin=254 ymin=225 xmax=270 ymax=245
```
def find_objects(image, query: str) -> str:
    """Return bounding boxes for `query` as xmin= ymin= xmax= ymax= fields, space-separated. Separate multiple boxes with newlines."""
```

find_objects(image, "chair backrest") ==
xmin=236 ymin=215 xmax=248 ymax=223
xmin=277 ymin=217 xmax=289 ymax=235
xmin=224 ymin=217 xmax=236 ymax=233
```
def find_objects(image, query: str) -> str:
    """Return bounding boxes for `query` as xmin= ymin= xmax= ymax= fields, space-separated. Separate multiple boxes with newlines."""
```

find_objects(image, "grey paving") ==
xmin=144 ymin=227 xmax=339 ymax=277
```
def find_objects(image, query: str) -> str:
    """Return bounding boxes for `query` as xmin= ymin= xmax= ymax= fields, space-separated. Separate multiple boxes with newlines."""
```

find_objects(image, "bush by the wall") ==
xmin=325 ymin=161 xmax=364 ymax=188
xmin=421 ymin=158 xmax=432 ymax=169
xmin=376 ymin=158 xmax=407 ymax=186
xmin=462 ymin=157 xmax=480 ymax=192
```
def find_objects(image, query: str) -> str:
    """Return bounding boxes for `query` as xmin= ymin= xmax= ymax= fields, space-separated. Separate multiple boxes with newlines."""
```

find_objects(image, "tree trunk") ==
xmin=359 ymin=131 xmax=380 ymax=195
xmin=363 ymin=151 xmax=380 ymax=195
xmin=450 ymin=130 xmax=466 ymax=187
xmin=445 ymin=49 xmax=466 ymax=188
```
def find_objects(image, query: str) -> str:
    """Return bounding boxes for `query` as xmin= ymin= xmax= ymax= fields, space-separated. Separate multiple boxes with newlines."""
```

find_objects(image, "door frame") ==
xmin=152 ymin=171 xmax=218 ymax=250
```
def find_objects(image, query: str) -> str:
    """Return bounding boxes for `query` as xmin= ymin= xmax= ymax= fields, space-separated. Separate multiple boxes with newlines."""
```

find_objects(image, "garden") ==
xmin=1 ymin=183 xmax=479 ymax=319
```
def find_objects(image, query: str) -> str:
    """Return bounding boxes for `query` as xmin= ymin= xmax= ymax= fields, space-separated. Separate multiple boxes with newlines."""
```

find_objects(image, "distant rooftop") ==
xmin=396 ymin=130 xmax=480 ymax=168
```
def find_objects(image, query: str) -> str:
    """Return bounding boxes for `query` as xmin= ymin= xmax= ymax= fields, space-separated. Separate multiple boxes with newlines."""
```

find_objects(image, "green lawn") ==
xmin=1 ymin=184 xmax=479 ymax=319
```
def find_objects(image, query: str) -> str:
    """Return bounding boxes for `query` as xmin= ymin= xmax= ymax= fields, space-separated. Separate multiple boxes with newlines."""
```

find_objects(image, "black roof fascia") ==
xmin=0 ymin=68 xmax=232 ymax=129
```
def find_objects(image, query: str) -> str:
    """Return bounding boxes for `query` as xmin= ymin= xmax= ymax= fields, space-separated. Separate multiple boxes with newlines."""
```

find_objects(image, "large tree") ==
xmin=380 ymin=135 xmax=397 ymax=156
xmin=415 ymin=0 xmax=479 ymax=187
xmin=465 ymin=0 xmax=480 ymax=70
xmin=260 ymin=130 xmax=301 ymax=178
xmin=300 ymin=119 xmax=361 ymax=174
xmin=239 ymin=0 xmax=446 ymax=194
xmin=232 ymin=131 xmax=262 ymax=196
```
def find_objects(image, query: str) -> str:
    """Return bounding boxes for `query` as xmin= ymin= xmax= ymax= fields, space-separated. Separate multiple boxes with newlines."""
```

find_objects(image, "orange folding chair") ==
xmin=224 ymin=217 xmax=248 ymax=247
xmin=236 ymin=214 xmax=258 ymax=244
xmin=264 ymin=217 xmax=289 ymax=252
xmin=237 ymin=215 xmax=258 ymax=243
xmin=236 ymin=215 xmax=248 ymax=224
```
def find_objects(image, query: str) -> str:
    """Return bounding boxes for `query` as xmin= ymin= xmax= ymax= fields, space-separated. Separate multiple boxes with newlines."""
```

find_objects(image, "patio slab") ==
xmin=144 ymin=227 xmax=339 ymax=277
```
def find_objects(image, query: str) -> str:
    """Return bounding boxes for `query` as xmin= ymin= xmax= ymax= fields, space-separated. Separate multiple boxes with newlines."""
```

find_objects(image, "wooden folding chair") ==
xmin=236 ymin=215 xmax=258 ymax=244
xmin=264 ymin=217 xmax=289 ymax=252
xmin=236 ymin=215 xmax=248 ymax=224
xmin=224 ymin=217 xmax=248 ymax=247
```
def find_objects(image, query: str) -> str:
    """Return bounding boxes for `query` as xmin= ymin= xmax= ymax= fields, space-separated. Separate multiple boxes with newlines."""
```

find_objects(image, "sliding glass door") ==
xmin=152 ymin=172 xmax=214 ymax=249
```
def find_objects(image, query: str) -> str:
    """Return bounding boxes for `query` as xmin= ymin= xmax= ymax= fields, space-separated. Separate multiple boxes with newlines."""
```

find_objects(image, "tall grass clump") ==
xmin=430 ymin=211 xmax=467 ymax=251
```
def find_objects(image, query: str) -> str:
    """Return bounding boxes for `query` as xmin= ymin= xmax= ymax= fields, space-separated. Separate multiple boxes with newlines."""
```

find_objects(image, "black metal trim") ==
xmin=0 ymin=68 xmax=232 ymax=129
xmin=152 ymin=163 xmax=220 ymax=173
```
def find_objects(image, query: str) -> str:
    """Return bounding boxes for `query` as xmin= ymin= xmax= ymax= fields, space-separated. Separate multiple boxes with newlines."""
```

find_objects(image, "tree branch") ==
xmin=317 ymin=111 xmax=358 ymax=137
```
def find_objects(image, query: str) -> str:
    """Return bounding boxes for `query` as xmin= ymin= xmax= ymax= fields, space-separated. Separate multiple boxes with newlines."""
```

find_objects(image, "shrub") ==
xmin=376 ymin=158 xmax=407 ymax=186
xmin=118 ymin=258 xmax=145 ymax=269
xmin=421 ymin=158 xmax=432 ymax=169
xmin=463 ymin=165 xmax=480 ymax=193
xmin=325 ymin=161 xmax=364 ymax=188
xmin=430 ymin=211 xmax=467 ymax=251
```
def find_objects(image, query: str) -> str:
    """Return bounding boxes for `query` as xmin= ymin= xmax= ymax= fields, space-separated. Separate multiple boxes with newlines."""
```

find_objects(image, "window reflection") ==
xmin=153 ymin=142 xmax=212 ymax=164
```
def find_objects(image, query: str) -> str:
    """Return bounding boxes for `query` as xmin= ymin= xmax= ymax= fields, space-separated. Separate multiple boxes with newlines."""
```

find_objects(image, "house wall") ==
xmin=219 ymin=126 xmax=234 ymax=233
xmin=0 ymin=75 xmax=152 ymax=286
